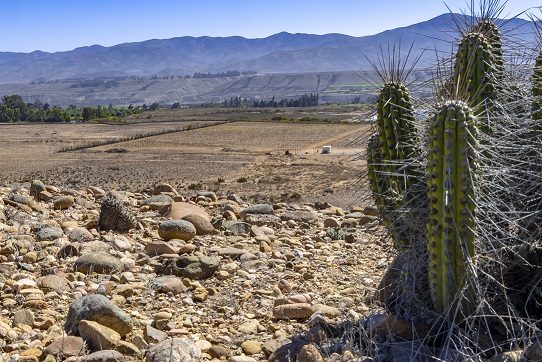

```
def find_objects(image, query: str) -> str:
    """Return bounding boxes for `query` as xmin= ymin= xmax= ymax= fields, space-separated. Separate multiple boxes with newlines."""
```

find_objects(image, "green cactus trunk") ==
xmin=427 ymin=101 xmax=478 ymax=315
xmin=367 ymin=82 xmax=420 ymax=248
xmin=453 ymin=33 xmax=496 ymax=135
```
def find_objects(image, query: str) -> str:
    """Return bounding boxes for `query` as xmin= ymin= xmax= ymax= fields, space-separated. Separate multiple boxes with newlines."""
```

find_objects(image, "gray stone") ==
xmin=144 ymin=324 xmax=168 ymax=344
xmin=223 ymin=221 xmax=251 ymax=235
xmin=74 ymin=252 xmax=124 ymax=274
xmin=208 ymin=247 xmax=246 ymax=258
xmin=36 ymin=226 xmax=64 ymax=241
xmin=64 ymin=294 xmax=133 ymax=336
xmin=30 ymin=180 xmax=46 ymax=199
xmin=13 ymin=309 xmax=34 ymax=327
xmin=196 ymin=191 xmax=218 ymax=201
xmin=68 ymin=227 xmax=94 ymax=243
xmin=158 ymin=219 xmax=197 ymax=241
xmin=344 ymin=211 xmax=365 ymax=219
xmin=241 ymin=203 xmax=274 ymax=217
xmin=84 ymin=350 xmax=124 ymax=362
xmin=142 ymin=194 xmax=174 ymax=210
xmin=280 ymin=211 xmax=318 ymax=223
xmin=9 ymin=193 xmax=33 ymax=206
xmin=156 ymin=254 xmax=221 ymax=280
xmin=145 ymin=338 xmax=201 ymax=362
xmin=243 ymin=214 xmax=282 ymax=226
xmin=230 ymin=357 xmax=258 ymax=362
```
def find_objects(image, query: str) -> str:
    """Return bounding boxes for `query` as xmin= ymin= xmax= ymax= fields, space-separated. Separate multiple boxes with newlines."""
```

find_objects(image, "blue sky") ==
xmin=1 ymin=0 xmax=539 ymax=53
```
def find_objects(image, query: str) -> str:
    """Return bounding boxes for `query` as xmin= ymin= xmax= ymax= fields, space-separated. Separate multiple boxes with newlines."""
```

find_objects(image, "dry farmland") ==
xmin=0 ymin=107 xmax=372 ymax=207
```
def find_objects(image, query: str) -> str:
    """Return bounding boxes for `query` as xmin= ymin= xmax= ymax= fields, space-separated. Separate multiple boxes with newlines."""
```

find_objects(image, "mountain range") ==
xmin=0 ymin=13 xmax=537 ymax=106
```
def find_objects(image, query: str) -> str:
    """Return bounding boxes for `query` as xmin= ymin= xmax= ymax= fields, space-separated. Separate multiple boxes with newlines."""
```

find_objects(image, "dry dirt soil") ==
xmin=0 ymin=107 xmax=374 ymax=209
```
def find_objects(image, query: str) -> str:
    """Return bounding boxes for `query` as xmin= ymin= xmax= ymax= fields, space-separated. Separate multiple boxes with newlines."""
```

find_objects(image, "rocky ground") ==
xmin=0 ymin=180 xmax=396 ymax=362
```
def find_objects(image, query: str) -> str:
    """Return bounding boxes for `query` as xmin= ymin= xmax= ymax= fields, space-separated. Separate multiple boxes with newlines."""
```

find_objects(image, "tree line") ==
xmin=0 ymin=95 xmax=146 ymax=123
xmin=223 ymin=93 xmax=319 ymax=108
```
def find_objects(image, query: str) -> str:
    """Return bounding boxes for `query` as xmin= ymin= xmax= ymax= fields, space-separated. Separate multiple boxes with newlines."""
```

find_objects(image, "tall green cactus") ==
xmin=426 ymin=101 xmax=478 ymax=314
xmin=453 ymin=32 xmax=496 ymax=135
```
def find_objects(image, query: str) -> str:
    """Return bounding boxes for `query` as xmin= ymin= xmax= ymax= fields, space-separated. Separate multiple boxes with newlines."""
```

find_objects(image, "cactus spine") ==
xmin=533 ymin=51 xmax=542 ymax=121
xmin=426 ymin=101 xmax=478 ymax=314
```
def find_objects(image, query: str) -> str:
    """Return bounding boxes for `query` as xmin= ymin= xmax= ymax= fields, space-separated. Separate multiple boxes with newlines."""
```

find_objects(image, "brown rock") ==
xmin=182 ymin=214 xmax=215 ymax=235
xmin=296 ymin=344 xmax=324 ymax=362
xmin=163 ymin=202 xmax=210 ymax=220
xmin=178 ymin=243 xmax=196 ymax=254
xmin=20 ymin=348 xmax=43 ymax=360
xmin=79 ymin=320 xmax=121 ymax=351
xmin=150 ymin=276 xmax=187 ymax=295
xmin=362 ymin=206 xmax=379 ymax=216
xmin=44 ymin=335 xmax=86 ymax=357
xmin=340 ymin=218 xmax=357 ymax=228
xmin=53 ymin=196 xmax=75 ymax=210
xmin=241 ymin=340 xmax=262 ymax=355
xmin=273 ymin=303 xmax=313 ymax=320
xmin=153 ymin=183 xmax=179 ymax=196
xmin=209 ymin=345 xmax=230 ymax=358
xmin=323 ymin=217 xmax=341 ymax=228
xmin=145 ymin=240 xmax=180 ymax=256
xmin=311 ymin=304 xmax=340 ymax=318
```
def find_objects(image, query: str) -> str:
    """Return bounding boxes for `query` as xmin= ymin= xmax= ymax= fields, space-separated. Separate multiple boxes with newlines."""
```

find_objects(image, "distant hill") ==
xmin=0 ymin=13 xmax=536 ymax=106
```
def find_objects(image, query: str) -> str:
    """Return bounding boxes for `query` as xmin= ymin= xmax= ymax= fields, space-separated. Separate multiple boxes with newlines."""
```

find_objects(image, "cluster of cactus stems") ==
xmin=366 ymin=7 xmax=542 ymax=319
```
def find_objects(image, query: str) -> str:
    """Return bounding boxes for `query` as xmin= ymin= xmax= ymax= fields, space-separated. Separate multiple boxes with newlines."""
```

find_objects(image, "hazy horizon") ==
xmin=1 ymin=0 xmax=539 ymax=54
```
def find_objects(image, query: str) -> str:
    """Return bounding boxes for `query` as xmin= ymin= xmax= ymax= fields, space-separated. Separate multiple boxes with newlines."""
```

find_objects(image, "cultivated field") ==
xmin=1 ymin=107 xmax=373 ymax=208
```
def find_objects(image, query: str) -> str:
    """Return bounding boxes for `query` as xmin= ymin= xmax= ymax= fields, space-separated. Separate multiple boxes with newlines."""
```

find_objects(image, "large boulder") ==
xmin=64 ymin=294 xmax=132 ymax=336
xmin=162 ymin=202 xmax=210 ymax=220
xmin=158 ymin=219 xmax=196 ymax=241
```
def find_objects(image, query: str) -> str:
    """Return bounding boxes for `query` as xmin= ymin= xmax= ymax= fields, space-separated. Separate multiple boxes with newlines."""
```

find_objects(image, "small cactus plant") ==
xmin=99 ymin=194 xmax=137 ymax=231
